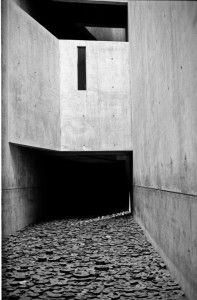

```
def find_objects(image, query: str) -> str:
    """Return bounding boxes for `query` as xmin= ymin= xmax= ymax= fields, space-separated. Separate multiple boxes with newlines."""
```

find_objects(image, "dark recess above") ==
xmin=26 ymin=0 xmax=127 ymax=40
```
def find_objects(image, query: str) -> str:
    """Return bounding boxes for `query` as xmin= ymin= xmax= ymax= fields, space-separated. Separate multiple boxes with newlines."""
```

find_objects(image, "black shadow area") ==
xmin=41 ymin=155 xmax=129 ymax=220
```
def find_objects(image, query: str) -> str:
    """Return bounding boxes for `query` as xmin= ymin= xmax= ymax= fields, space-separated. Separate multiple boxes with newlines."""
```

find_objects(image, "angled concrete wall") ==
xmin=2 ymin=0 xmax=50 ymax=236
xmin=60 ymin=40 xmax=132 ymax=151
xmin=8 ymin=1 xmax=60 ymax=150
xmin=129 ymin=1 xmax=197 ymax=299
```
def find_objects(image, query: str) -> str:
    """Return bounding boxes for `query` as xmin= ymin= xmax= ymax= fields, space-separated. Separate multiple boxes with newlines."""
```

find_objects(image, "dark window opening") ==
xmin=78 ymin=47 xmax=86 ymax=90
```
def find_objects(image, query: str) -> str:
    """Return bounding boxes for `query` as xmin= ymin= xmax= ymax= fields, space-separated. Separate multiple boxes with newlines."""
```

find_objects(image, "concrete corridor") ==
xmin=2 ymin=214 xmax=186 ymax=300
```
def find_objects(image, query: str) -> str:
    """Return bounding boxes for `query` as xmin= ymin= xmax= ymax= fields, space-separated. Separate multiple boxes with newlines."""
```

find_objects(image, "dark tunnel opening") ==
xmin=39 ymin=152 xmax=133 ymax=221
xmin=7 ymin=146 xmax=133 ymax=224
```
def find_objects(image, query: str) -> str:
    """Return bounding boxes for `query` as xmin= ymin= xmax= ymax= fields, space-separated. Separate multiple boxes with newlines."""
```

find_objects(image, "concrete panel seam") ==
xmin=134 ymin=185 xmax=197 ymax=198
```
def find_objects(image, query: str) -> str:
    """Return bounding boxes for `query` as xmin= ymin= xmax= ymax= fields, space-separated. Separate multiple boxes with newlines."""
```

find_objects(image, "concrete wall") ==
xmin=60 ymin=40 xmax=132 ymax=151
xmin=128 ymin=1 xmax=197 ymax=299
xmin=8 ymin=0 xmax=60 ymax=150
xmin=2 ymin=0 xmax=49 ymax=236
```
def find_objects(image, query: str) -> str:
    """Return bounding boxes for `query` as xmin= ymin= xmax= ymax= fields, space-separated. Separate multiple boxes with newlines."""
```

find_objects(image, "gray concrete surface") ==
xmin=128 ymin=1 xmax=197 ymax=299
xmin=60 ymin=40 xmax=132 ymax=151
xmin=2 ymin=0 xmax=48 ymax=237
xmin=8 ymin=1 xmax=60 ymax=150
xmin=129 ymin=1 xmax=197 ymax=194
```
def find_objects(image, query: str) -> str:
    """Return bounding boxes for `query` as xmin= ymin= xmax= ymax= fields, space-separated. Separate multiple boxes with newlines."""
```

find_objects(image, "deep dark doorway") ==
xmin=40 ymin=153 xmax=132 ymax=220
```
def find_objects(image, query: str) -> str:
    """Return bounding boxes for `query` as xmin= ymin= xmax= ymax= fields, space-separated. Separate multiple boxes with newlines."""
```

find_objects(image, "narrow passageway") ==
xmin=2 ymin=215 xmax=186 ymax=300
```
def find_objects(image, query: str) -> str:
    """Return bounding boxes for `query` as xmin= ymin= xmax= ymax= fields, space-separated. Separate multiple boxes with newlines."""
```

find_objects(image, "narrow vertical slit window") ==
xmin=78 ymin=47 xmax=86 ymax=90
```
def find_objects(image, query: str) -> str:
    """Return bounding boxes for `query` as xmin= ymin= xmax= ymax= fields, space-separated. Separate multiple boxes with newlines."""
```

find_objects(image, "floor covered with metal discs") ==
xmin=2 ymin=213 xmax=187 ymax=300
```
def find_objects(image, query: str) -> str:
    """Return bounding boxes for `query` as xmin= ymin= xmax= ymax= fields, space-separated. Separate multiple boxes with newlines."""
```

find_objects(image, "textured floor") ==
xmin=2 ymin=214 xmax=187 ymax=300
